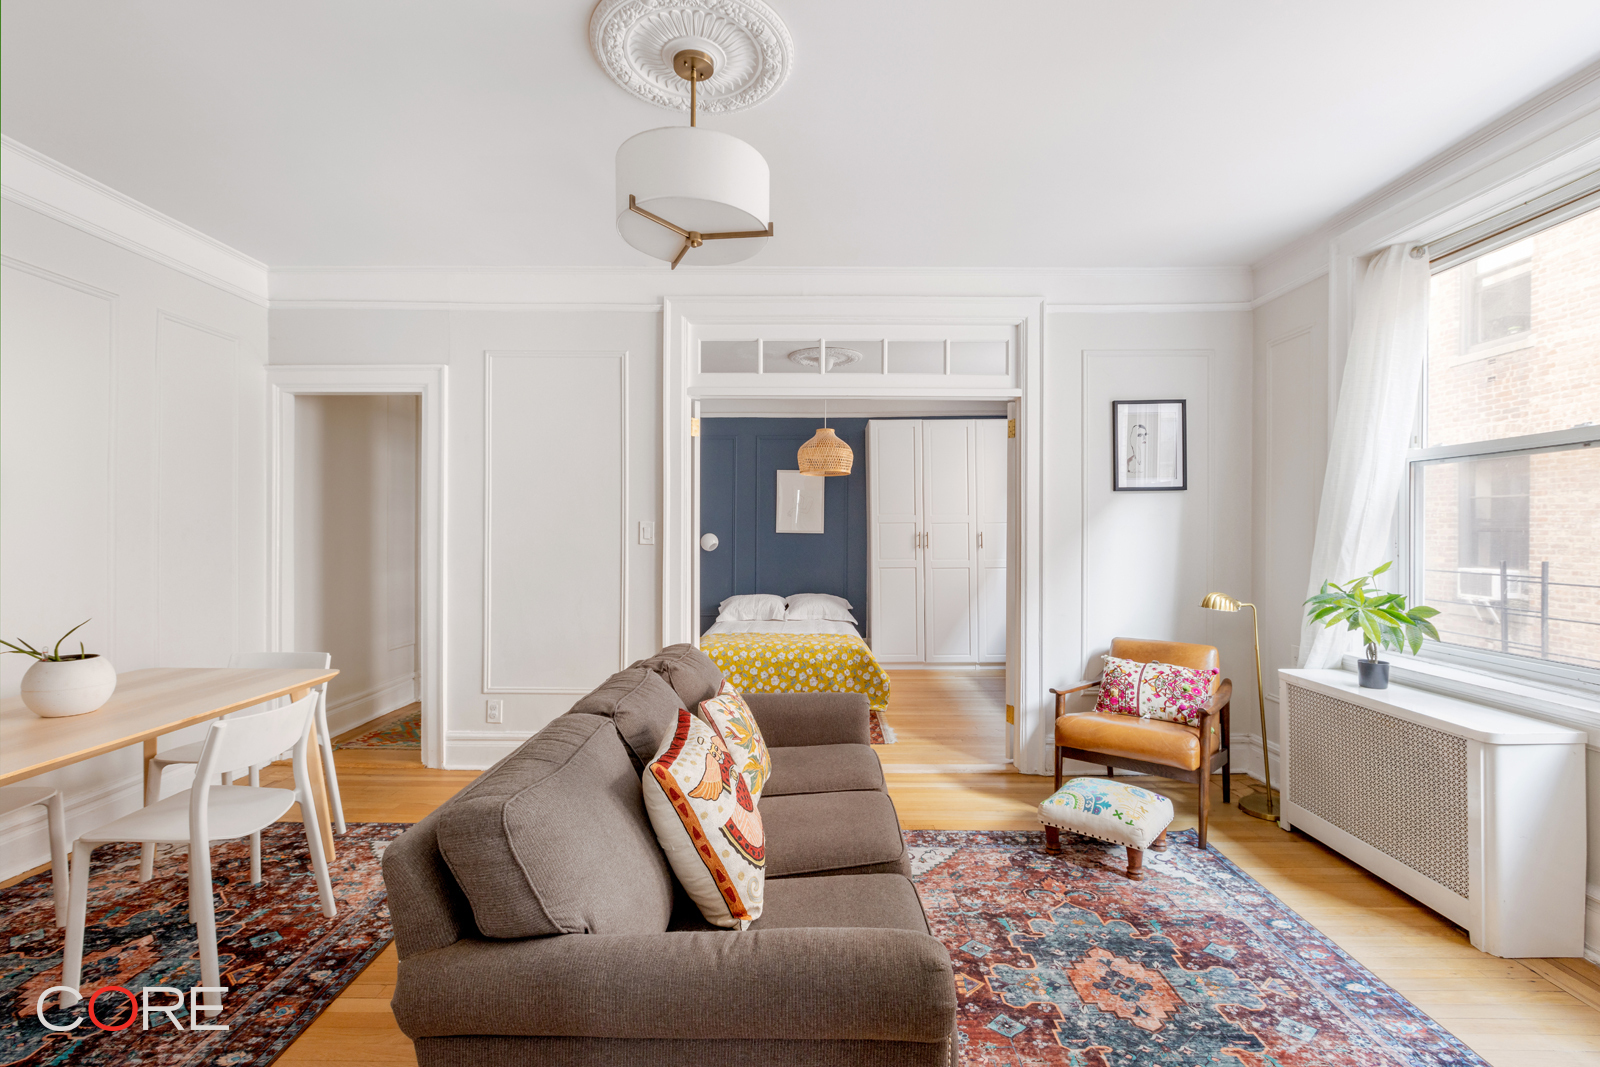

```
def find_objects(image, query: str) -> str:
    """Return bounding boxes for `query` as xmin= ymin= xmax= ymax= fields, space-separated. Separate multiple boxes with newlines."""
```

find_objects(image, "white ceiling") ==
xmin=4 ymin=1 xmax=1600 ymax=270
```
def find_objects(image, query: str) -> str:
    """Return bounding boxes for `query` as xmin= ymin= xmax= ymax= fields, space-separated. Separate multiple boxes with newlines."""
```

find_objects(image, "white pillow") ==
xmin=784 ymin=593 xmax=857 ymax=623
xmin=716 ymin=593 xmax=787 ymax=622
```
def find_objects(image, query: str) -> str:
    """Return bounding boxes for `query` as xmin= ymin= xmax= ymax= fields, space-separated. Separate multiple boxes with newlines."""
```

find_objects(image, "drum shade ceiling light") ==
xmin=591 ymin=0 xmax=793 ymax=269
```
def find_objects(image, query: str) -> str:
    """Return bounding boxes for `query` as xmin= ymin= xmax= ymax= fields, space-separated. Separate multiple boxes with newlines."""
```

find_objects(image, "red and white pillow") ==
xmin=642 ymin=707 xmax=766 ymax=929
xmin=697 ymin=680 xmax=772 ymax=798
xmin=1095 ymin=655 xmax=1218 ymax=726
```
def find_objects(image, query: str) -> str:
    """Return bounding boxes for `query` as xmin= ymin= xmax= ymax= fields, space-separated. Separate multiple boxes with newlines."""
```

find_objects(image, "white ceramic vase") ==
xmin=20 ymin=655 xmax=117 ymax=718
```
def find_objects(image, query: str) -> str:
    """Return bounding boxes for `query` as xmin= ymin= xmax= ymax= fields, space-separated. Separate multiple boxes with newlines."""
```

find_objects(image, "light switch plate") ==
xmin=639 ymin=521 xmax=655 ymax=545
xmin=486 ymin=699 xmax=504 ymax=724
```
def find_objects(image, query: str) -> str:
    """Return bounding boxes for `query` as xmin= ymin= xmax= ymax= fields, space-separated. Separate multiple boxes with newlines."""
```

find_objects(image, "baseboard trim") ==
xmin=444 ymin=732 xmax=531 ymax=769
xmin=0 ymin=774 xmax=145 ymax=883
xmin=326 ymin=674 xmax=417 ymax=737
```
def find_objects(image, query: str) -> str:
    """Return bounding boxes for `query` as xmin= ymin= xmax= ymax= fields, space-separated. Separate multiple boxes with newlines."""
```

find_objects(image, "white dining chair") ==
xmin=142 ymin=651 xmax=342 ymax=883
xmin=0 ymin=786 xmax=70 ymax=926
xmin=60 ymin=692 xmax=336 ymax=1011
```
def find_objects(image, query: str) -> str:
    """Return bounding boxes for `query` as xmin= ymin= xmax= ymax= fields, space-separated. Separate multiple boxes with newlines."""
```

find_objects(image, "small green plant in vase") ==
xmin=1304 ymin=562 xmax=1440 ymax=689
xmin=2 ymin=619 xmax=118 ymax=717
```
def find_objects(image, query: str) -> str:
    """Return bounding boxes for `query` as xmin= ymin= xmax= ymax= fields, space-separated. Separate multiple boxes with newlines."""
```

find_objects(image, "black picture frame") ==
xmin=1112 ymin=399 xmax=1187 ymax=491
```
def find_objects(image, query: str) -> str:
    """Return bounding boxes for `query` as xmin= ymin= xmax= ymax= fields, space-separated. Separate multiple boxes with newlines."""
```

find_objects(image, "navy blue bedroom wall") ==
xmin=699 ymin=418 xmax=869 ymax=636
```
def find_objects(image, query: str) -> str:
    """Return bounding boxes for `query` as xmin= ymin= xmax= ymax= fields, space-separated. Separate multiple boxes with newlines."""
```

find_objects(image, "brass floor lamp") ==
xmin=1200 ymin=592 xmax=1280 ymax=822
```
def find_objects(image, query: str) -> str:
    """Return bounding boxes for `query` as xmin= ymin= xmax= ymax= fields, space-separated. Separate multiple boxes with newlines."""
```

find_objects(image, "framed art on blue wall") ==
xmin=775 ymin=469 xmax=825 ymax=532
xmin=1112 ymin=399 xmax=1186 ymax=491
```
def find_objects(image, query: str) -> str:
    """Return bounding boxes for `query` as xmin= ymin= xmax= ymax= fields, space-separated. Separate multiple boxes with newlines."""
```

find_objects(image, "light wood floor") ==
xmin=12 ymin=671 xmax=1600 ymax=1064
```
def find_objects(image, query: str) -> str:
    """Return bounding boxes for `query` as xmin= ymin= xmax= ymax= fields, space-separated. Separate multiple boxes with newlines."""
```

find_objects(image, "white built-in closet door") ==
xmin=922 ymin=420 xmax=978 ymax=663
xmin=868 ymin=420 xmax=923 ymax=662
xmin=975 ymin=418 xmax=1008 ymax=663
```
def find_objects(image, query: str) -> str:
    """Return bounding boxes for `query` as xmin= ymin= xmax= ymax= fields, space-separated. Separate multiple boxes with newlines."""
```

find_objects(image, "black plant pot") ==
xmin=1357 ymin=659 xmax=1390 ymax=689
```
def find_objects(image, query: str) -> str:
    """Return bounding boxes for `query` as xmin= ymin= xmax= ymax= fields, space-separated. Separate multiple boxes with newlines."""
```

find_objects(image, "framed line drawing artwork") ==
xmin=775 ymin=469 xmax=825 ymax=533
xmin=1112 ymin=400 xmax=1187 ymax=491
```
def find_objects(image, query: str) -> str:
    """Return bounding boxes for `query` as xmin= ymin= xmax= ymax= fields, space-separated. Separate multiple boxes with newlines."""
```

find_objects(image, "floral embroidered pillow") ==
xmin=697 ymin=680 xmax=771 ymax=799
xmin=641 ymin=707 xmax=765 ymax=929
xmin=1094 ymin=655 xmax=1218 ymax=725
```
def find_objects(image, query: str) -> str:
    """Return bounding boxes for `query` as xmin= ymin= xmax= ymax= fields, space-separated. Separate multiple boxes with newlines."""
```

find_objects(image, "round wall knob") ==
xmin=700 ymin=533 xmax=720 ymax=551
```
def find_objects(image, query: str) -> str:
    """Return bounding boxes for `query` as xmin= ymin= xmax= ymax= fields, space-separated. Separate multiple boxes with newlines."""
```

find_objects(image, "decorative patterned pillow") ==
xmin=1094 ymin=655 xmax=1218 ymax=725
xmin=641 ymin=707 xmax=765 ymax=929
xmin=697 ymin=680 xmax=771 ymax=798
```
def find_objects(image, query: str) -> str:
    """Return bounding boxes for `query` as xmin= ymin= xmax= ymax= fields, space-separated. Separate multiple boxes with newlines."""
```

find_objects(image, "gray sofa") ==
xmin=383 ymin=644 xmax=959 ymax=1067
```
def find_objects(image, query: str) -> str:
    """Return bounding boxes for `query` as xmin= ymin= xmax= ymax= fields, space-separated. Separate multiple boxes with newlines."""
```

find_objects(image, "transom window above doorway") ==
xmin=694 ymin=326 xmax=1016 ymax=382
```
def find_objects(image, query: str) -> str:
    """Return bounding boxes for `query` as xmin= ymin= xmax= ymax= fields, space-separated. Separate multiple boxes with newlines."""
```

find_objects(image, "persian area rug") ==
xmin=870 ymin=709 xmax=896 ymax=745
xmin=908 ymin=829 xmax=1487 ymax=1067
xmin=337 ymin=706 xmax=421 ymax=749
xmin=1 ymin=822 xmax=406 ymax=1067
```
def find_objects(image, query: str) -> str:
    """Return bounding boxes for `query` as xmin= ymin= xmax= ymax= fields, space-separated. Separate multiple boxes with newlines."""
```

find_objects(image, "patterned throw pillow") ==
xmin=1094 ymin=655 xmax=1218 ymax=726
xmin=697 ymin=680 xmax=772 ymax=798
xmin=641 ymin=707 xmax=765 ymax=929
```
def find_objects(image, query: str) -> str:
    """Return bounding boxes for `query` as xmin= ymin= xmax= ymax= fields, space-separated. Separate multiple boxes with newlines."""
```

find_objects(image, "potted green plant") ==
xmin=1304 ymin=563 xmax=1440 ymax=689
xmin=1 ymin=620 xmax=117 ymax=717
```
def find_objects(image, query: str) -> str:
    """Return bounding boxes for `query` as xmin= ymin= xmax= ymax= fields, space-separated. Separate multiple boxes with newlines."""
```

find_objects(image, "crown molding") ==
xmin=0 ymin=136 xmax=269 ymax=306
xmin=1252 ymin=59 xmax=1600 ymax=303
xmin=267 ymin=265 xmax=1253 ymax=310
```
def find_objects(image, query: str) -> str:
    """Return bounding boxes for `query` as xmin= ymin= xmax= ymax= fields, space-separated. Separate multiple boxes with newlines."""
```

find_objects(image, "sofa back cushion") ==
xmin=434 ymin=714 xmax=674 ymax=939
xmin=565 ymin=667 xmax=687 ymax=771
xmin=632 ymin=643 xmax=724 ymax=709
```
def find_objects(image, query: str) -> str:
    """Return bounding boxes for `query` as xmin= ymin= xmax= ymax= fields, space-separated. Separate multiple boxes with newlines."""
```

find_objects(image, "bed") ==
xmin=699 ymin=618 xmax=892 ymax=712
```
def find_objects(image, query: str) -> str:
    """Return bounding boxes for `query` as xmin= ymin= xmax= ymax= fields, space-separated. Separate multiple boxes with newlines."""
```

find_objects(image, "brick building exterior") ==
xmin=1420 ymin=207 xmax=1600 ymax=670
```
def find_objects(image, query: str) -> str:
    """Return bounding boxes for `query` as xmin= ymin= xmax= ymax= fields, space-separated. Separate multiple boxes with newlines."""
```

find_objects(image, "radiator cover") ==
xmin=1285 ymin=685 xmax=1469 ymax=897
xmin=1279 ymin=669 xmax=1586 ymax=959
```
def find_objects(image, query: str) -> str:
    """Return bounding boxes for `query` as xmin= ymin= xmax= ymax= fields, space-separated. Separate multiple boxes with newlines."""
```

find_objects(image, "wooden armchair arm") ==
xmin=1049 ymin=679 xmax=1101 ymax=718
xmin=1208 ymin=678 xmax=1233 ymax=714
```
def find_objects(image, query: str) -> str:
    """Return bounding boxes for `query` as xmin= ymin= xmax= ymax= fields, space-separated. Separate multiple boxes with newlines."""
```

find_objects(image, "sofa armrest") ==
xmin=392 ymin=928 xmax=954 ymax=1044
xmin=742 ymin=691 xmax=871 ymax=747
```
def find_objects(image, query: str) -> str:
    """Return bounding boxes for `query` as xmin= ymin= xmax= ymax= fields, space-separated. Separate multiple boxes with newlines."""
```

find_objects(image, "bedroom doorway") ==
xmin=695 ymin=399 xmax=1017 ymax=771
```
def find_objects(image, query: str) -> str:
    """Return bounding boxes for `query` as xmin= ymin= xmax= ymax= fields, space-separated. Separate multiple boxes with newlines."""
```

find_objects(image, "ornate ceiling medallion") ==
xmin=787 ymin=346 xmax=864 ymax=371
xmin=589 ymin=0 xmax=795 ymax=115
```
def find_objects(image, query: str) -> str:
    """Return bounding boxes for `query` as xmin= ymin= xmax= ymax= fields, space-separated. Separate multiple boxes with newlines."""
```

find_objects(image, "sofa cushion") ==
xmin=435 ymin=715 xmax=674 ymax=939
xmin=764 ymin=744 xmax=886 ymax=797
xmin=761 ymin=790 xmax=909 ymax=878
xmin=669 ymin=873 xmax=927 ymax=934
xmin=564 ymin=667 xmax=686 ymax=771
xmin=632 ymin=643 xmax=723 ymax=708
xmin=642 ymin=708 xmax=766 ymax=929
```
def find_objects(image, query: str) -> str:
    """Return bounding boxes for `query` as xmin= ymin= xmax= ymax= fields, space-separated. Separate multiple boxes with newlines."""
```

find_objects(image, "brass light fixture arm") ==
xmin=625 ymin=50 xmax=773 ymax=270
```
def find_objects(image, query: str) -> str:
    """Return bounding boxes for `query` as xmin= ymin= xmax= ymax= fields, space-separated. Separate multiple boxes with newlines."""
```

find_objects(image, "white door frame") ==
xmin=266 ymin=364 xmax=449 ymax=768
xmin=660 ymin=297 xmax=1046 ymax=774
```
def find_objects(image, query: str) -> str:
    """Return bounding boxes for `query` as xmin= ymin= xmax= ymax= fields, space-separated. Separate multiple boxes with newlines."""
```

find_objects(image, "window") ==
xmin=1409 ymin=203 xmax=1600 ymax=680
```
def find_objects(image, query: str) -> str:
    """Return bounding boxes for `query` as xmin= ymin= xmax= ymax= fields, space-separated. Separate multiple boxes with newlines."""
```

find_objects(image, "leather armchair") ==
xmin=1050 ymin=638 xmax=1232 ymax=848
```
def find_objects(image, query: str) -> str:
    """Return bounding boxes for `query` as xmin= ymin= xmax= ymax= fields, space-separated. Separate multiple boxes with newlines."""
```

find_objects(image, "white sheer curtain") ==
xmin=1298 ymin=244 xmax=1431 ymax=669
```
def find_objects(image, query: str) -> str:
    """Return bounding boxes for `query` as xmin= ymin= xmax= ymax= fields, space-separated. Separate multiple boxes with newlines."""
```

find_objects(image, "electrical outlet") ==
xmin=639 ymin=521 xmax=655 ymax=545
xmin=486 ymin=699 xmax=504 ymax=724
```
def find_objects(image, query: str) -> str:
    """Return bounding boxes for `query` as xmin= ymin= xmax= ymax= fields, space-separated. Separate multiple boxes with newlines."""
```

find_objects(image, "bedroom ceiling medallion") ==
xmin=591 ymin=0 xmax=793 ymax=269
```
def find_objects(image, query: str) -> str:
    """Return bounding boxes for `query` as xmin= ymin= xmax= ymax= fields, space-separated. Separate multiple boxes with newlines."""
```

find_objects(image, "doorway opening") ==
xmin=294 ymin=394 xmax=423 ymax=762
xmin=696 ymin=399 xmax=1015 ymax=773
xmin=266 ymin=364 xmax=447 ymax=768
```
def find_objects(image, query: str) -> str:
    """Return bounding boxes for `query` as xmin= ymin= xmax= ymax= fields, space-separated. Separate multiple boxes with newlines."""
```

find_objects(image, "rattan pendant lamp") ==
xmin=798 ymin=402 xmax=853 ymax=476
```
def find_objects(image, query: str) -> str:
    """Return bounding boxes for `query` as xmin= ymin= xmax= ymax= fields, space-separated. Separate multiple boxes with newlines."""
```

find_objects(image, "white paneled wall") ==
xmin=294 ymin=394 xmax=419 ymax=734
xmin=267 ymin=309 xmax=661 ymax=766
xmin=1043 ymin=311 xmax=1255 ymax=775
xmin=1250 ymin=275 xmax=1330 ymax=778
xmin=0 ymin=199 xmax=268 ymax=881
xmin=484 ymin=353 xmax=627 ymax=693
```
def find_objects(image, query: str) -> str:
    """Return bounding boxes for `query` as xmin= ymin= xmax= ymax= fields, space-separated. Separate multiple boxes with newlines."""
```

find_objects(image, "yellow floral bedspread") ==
xmin=700 ymin=633 xmax=891 ymax=711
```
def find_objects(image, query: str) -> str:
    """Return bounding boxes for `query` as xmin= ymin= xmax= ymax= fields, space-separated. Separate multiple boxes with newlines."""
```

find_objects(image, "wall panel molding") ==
xmin=482 ymin=351 xmax=630 ymax=694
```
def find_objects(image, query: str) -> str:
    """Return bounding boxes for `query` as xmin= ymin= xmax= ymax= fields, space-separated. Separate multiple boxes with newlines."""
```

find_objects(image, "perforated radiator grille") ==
xmin=1286 ymin=684 xmax=1469 ymax=898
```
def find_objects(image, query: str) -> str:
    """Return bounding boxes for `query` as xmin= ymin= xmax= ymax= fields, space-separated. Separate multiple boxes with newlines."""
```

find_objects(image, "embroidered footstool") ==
xmin=1039 ymin=777 xmax=1174 ymax=880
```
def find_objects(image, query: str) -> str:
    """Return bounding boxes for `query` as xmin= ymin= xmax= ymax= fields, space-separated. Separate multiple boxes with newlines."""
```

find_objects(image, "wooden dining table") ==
xmin=0 ymin=666 xmax=342 ymax=858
